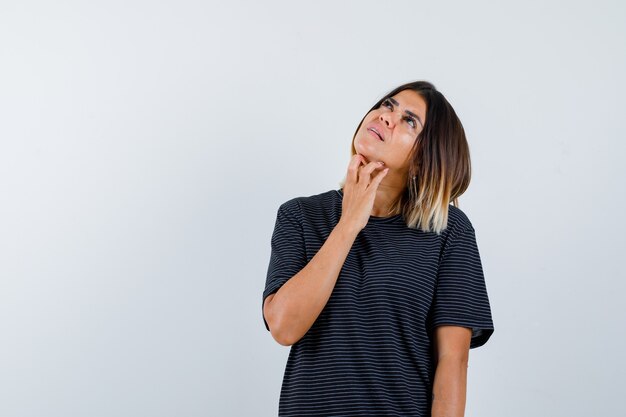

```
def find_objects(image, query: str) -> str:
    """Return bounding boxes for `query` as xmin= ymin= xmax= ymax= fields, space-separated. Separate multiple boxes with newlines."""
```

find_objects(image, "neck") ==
xmin=371 ymin=184 xmax=404 ymax=217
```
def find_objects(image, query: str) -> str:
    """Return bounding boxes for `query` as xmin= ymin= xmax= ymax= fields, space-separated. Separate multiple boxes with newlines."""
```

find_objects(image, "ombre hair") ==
xmin=339 ymin=80 xmax=472 ymax=235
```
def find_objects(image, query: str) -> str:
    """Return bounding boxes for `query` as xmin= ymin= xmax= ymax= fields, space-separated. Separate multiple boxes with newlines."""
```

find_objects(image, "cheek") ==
xmin=389 ymin=137 xmax=417 ymax=164
xmin=365 ymin=111 xmax=379 ymax=122
xmin=401 ymin=133 xmax=418 ymax=148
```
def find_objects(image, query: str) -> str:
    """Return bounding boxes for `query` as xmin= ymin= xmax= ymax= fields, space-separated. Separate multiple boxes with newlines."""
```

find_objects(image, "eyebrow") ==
xmin=387 ymin=97 xmax=424 ymax=127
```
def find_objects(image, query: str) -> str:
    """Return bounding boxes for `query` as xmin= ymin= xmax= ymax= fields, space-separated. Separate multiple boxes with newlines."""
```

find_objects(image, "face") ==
xmin=353 ymin=89 xmax=427 ymax=179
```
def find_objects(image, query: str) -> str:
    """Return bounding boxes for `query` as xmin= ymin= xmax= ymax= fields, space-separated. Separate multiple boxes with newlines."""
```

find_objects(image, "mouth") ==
xmin=367 ymin=127 xmax=384 ymax=142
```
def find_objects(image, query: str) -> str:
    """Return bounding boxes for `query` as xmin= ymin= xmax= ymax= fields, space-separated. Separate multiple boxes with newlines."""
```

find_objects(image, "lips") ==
xmin=367 ymin=126 xmax=385 ymax=141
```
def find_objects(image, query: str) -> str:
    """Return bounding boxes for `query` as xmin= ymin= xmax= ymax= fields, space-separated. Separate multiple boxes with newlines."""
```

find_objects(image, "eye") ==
xmin=382 ymin=99 xmax=417 ymax=129
xmin=404 ymin=116 xmax=417 ymax=128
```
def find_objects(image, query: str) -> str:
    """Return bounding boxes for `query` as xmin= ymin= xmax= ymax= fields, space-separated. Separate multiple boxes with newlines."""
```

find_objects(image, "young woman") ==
xmin=262 ymin=80 xmax=495 ymax=417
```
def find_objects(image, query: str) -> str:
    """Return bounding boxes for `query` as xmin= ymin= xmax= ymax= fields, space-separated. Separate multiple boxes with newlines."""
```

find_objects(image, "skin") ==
xmin=353 ymin=90 xmax=474 ymax=415
xmin=266 ymin=89 xmax=474 ymax=416
xmin=352 ymin=89 xmax=427 ymax=217
xmin=431 ymin=325 xmax=472 ymax=417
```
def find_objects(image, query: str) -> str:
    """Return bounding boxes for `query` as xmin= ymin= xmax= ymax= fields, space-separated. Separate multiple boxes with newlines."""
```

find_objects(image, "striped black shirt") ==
xmin=262 ymin=188 xmax=494 ymax=416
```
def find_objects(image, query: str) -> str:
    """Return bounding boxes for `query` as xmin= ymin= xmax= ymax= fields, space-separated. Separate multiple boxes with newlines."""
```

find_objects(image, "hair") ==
xmin=339 ymin=80 xmax=472 ymax=235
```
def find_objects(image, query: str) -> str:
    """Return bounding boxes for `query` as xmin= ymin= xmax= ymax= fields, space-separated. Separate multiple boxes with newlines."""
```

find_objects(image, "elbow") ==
xmin=273 ymin=329 xmax=295 ymax=347
xmin=269 ymin=318 xmax=296 ymax=346
xmin=265 ymin=297 xmax=296 ymax=346
xmin=271 ymin=310 xmax=302 ymax=346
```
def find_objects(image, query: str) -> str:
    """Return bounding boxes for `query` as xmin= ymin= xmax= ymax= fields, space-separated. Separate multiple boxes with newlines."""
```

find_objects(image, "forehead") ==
xmin=391 ymin=90 xmax=427 ymax=119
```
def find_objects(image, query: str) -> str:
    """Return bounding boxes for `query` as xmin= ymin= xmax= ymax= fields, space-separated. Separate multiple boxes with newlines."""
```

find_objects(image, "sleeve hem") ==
xmin=262 ymin=283 xmax=284 ymax=331
xmin=429 ymin=321 xmax=494 ymax=349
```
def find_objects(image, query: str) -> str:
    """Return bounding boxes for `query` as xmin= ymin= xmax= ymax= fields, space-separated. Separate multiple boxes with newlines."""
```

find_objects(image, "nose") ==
xmin=379 ymin=111 xmax=397 ymax=128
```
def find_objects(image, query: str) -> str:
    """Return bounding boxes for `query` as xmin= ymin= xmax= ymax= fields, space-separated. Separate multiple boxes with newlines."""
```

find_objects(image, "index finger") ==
xmin=347 ymin=154 xmax=363 ymax=183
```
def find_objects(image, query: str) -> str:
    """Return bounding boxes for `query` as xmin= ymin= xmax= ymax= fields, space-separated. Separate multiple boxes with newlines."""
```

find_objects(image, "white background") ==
xmin=1 ymin=1 xmax=624 ymax=416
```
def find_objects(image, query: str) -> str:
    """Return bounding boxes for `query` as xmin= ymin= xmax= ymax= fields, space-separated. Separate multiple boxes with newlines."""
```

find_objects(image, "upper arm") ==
xmin=432 ymin=325 xmax=472 ymax=363
xmin=428 ymin=226 xmax=495 ymax=349
xmin=262 ymin=200 xmax=307 ymax=334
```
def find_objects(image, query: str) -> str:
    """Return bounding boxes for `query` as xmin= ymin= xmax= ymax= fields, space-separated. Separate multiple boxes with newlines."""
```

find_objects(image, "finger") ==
xmin=355 ymin=154 xmax=370 ymax=184
xmin=361 ymin=161 xmax=386 ymax=178
xmin=368 ymin=167 xmax=389 ymax=190
xmin=347 ymin=154 xmax=362 ymax=184
xmin=356 ymin=160 xmax=384 ymax=186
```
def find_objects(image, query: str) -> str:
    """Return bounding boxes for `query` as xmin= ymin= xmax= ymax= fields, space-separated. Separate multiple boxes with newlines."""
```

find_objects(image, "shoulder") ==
xmin=446 ymin=204 xmax=475 ymax=232
xmin=437 ymin=205 xmax=482 ymax=261
xmin=441 ymin=204 xmax=476 ymax=244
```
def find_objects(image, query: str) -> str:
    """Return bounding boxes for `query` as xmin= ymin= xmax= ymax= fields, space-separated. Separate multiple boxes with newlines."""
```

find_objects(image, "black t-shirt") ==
xmin=262 ymin=188 xmax=494 ymax=417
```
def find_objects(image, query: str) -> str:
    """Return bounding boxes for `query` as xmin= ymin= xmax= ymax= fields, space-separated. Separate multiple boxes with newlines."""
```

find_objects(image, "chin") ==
xmin=354 ymin=140 xmax=375 ymax=163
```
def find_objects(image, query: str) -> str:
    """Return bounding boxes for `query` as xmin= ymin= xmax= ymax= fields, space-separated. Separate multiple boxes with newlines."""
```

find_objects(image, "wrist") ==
xmin=335 ymin=219 xmax=361 ymax=238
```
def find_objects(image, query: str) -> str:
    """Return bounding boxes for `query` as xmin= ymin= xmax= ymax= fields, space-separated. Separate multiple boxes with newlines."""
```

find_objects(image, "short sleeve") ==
xmin=262 ymin=199 xmax=307 ymax=331
xmin=427 ymin=226 xmax=495 ymax=349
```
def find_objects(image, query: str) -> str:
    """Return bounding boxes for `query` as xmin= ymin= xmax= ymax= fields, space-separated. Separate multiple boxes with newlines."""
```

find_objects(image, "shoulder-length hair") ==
xmin=339 ymin=80 xmax=472 ymax=235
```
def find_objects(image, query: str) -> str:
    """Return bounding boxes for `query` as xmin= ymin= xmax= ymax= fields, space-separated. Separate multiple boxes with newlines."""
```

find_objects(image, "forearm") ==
xmin=431 ymin=356 xmax=469 ymax=417
xmin=267 ymin=220 xmax=359 ymax=345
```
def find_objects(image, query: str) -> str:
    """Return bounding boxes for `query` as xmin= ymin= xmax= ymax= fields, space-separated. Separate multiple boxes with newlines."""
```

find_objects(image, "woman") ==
xmin=262 ymin=80 xmax=495 ymax=417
